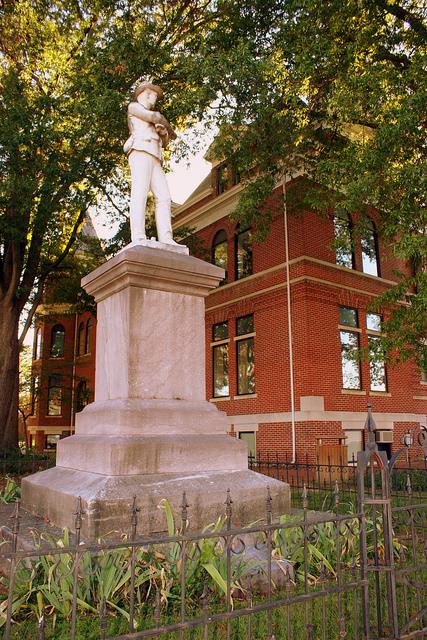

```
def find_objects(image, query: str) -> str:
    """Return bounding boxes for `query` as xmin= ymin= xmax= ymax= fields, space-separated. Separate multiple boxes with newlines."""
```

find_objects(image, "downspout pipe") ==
xmin=282 ymin=175 xmax=296 ymax=463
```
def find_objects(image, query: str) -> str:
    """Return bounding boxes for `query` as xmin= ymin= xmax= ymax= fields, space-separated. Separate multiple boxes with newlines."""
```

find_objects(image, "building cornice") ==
xmin=206 ymin=255 xmax=399 ymax=311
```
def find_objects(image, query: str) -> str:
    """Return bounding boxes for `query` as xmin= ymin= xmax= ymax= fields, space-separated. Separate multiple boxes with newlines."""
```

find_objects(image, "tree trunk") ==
xmin=0 ymin=298 xmax=20 ymax=452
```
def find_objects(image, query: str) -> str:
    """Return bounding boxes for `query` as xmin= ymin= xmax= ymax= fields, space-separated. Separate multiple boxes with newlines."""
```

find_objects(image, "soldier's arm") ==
xmin=128 ymin=103 xmax=177 ymax=140
xmin=128 ymin=102 xmax=166 ymax=125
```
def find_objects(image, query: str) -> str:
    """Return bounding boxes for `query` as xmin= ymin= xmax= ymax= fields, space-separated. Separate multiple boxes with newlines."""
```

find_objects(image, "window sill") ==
xmin=413 ymin=395 xmax=427 ymax=400
xmin=341 ymin=389 xmax=366 ymax=395
xmin=233 ymin=394 xmax=257 ymax=400
xmin=210 ymin=396 xmax=230 ymax=402
xmin=420 ymin=381 xmax=427 ymax=385
xmin=369 ymin=391 xmax=391 ymax=397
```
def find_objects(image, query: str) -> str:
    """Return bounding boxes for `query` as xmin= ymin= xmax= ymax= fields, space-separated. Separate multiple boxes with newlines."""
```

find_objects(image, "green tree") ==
xmin=187 ymin=0 xmax=426 ymax=368
xmin=0 ymin=0 xmax=222 ymax=450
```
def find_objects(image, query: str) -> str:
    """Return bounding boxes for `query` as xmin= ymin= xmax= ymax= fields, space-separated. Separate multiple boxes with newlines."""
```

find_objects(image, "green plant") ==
xmin=0 ymin=477 xmax=21 ymax=503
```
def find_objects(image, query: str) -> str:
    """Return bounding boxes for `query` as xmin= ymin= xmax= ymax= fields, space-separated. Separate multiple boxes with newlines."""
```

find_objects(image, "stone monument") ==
xmin=21 ymin=83 xmax=290 ymax=539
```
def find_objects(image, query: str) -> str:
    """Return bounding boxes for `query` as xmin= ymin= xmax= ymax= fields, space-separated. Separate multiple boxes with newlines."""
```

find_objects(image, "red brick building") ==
xmin=172 ymin=162 xmax=427 ymax=462
xmin=27 ymin=161 xmax=426 ymax=460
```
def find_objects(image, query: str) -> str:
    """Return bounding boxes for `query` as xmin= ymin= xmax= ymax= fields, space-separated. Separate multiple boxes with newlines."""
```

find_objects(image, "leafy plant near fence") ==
xmin=0 ymin=500 xmax=260 ymax=630
xmin=0 ymin=478 xmax=21 ymax=504
xmin=0 ymin=500 xmax=407 ymax=631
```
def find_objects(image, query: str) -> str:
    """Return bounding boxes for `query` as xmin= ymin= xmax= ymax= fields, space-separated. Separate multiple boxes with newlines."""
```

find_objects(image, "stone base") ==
xmin=56 ymin=434 xmax=248 ymax=475
xmin=22 ymin=468 xmax=290 ymax=539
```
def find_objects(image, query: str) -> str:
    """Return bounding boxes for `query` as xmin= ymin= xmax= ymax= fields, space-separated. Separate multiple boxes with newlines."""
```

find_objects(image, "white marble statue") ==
xmin=124 ymin=81 xmax=178 ymax=246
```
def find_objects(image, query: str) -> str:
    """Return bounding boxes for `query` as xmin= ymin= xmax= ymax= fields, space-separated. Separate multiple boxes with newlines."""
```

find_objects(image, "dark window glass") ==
xmin=34 ymin=328 xmax=42 ymax=360
xmin=212 ymin=230 xmax=228 ymax=283
xmin=333 ymin=214 xmax=354 ymax=269
xmin=368 ymin=336 xmax=387 ymax=391
xmin=361 ymin=219 xmax=380 ymax=276
xmin=50 ymin=324 xmax=65 ymax=358
xmin=85 ymin=318 xmax=93 ymax=354
xmin=339 ymin=306 xmax=358 ymax=328
xmin=45 ymin=435 xmax=61 ymax=450
xmin=216 ymin=163 xmax=228 ymax=195
xmin=76 ymin=380 xmax=90 ymax=412
xmin=239 ymin=431 xmax=256 ymax=457
xmin=77 ymin=322 xmax=85 ymax=356
xmin=30 ymin=376 xmax=39 ymax=416
xmin=213 ymin=321 xmax=228 ymax=341
xmin=340 ymin=330 xmax=361 ymax=389
xmin=213 ymin=344 xmax=229 ymax=397
xmin=231 ymin=167 xmax=241 ymax=186
xmin=235 ymin=228 xmax=253 ymax=279
xmin=47 ymin=374 xmax=62 ymax=416
xmin=236 ymin=314 xmax=254 ymax=336
xmin=237 ymin=337 xmax=255 ymax=394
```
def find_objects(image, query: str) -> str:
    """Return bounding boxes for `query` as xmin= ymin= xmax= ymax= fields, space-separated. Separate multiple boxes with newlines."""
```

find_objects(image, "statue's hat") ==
xmin=134 ymin=81 xmax=164 ymax=100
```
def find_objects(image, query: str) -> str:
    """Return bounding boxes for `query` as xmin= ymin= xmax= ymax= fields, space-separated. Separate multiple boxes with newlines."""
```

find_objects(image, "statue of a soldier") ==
xmin=124 ymin=81 xmax=178 ymax=246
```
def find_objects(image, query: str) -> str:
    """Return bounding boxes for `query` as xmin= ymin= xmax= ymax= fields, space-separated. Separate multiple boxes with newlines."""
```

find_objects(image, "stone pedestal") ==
xmin=22 ymin=245 xmax=290 ymax=538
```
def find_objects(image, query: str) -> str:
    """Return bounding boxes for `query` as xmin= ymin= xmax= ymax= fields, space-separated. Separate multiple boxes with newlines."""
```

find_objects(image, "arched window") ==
xmin=76 ymin=380 xmax=90 ymax=413
xmin=85 ymin=318 xmax=93 ymax=354
xmin=333 ymin=214 xmax=354 ymax=269
xmin=212 ymin=230 xmax=228 ymax=283
xmin=77 ymin=322 xmax=85 ymax=356
xmin=50 ymin=324 xmax=65 ymax=358
xmin=235 ymin=226 xmax=253 ymax=280
xmin=33 ymin=328 xmax=42 ymax=360
xmin=361 ymin=218 xmax=380 ymax=276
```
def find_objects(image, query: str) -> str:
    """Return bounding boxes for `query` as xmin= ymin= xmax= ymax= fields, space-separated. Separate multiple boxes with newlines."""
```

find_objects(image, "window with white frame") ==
xmin=367 ymin=312 xmax=387 ymax=392
xmin=339 ymin=306 xmax=362 ymax=390
xmin=236 ymin=314 xmax=255 ymax=395
xmin=212 ymin=321 xmax=229 ymax=398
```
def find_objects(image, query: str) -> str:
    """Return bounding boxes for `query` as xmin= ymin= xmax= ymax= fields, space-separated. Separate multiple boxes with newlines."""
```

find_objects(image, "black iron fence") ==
xmin=249 ymin=450 xmax=427 ymax=510
xmin=0 ymin=454 xmax=54 ymax=479
xmin=0 ymin=410 xmax=426 ymax=639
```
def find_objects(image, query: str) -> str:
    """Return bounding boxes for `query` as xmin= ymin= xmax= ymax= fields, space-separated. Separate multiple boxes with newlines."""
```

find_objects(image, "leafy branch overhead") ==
xmin=187 ymin=0 xmax=426 ymax=366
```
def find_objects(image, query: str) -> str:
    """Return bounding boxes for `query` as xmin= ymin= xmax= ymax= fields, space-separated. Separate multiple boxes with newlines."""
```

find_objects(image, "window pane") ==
xmin=217 ymin=163 xmax=228 ymax=194
xmin=76 ymin=380 xmax=89 ymax=412
xmin=213 ymin=344 xmax=229 ymax=397
xmin=340 ymin=330 xmax=361 ymax=389
xmin=47 ymin=375 xmax=62 ymax=416
xmin=34 ymin=329 xmax=42 ymax=360
xmin=85 ymin=319 xmax=93 ymax=354
xmin=236 ymin=229 xmax=253 ymax=279
xmin=213 ymin=241 xmax=228 ymax=272
xmin=239 ymin=431 xmax=256 ymax=457
xmin=366 ymin=313 xmax=382 ymax=332
xmin=237 ymin=337 xmax=255 ymax=394
xmin=50 ymin=325 xmax=65 ymax=358
xmin=339 ymin=306 xmax=358 ymax=328
xmin=361 ymin=221 xmax=379 ymax=276
xmin=213 ymin=321 xmax=228 ymax=341
xmin=78 ymin=322 xmax=85 ymax=356
xmin=333 ymin=215 xmax=354 ymax=268
xmin=369 ymin=336 xmax=387 ymax=391
xmin=345 ymin=430 xmax=363 ymax=464
xmin=236 ymin=314 xmax=254 ymax=336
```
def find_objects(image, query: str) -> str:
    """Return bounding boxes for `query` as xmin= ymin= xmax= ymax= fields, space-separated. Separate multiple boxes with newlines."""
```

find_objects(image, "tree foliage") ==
xmin=188 ymin=0 xmax=427 ymax=367
xmin=0 ymin=0 xmax=223 ymax=449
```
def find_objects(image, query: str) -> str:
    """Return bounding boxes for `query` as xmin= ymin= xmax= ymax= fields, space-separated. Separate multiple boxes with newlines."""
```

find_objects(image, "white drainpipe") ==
xmin=282 ymin=175 xmax=296 ymax=463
